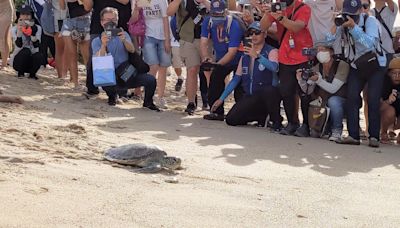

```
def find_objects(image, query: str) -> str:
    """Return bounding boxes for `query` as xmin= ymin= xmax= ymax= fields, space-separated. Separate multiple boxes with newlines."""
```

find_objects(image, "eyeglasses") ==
xmin=390 ymin=71 xmax=400 ymax=77
xmin=246 ymin=30 xmax=263 ymax=36
xmin=362 ymin=3 xmax=370 ymax=9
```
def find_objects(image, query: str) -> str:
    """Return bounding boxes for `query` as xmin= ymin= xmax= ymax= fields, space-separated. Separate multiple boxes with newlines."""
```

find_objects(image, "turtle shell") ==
xmin=104 ymin=143 xmax=167 ymax=166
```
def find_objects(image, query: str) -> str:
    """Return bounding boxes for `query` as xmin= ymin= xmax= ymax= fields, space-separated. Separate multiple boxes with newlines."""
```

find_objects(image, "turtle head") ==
xmin=162 ymin=157 xmax=182 ymax=170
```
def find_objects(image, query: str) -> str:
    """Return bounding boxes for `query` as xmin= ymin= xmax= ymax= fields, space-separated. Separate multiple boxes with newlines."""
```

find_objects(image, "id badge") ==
xmin=289 ymin=35 xmax=295 ymax=49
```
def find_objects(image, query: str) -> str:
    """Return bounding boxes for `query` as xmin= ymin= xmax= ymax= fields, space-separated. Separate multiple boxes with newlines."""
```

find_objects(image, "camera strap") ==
xmin=279 ymin=3 xmax=304 ymax=44
xmin=374 ymin=7 xmax=394 ymax=39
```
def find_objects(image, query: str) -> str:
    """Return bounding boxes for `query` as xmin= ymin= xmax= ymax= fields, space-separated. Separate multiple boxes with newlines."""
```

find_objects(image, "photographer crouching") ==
xmin=10 ymin=5 xmax=43 ymax=80
xmin=296 ymin=42 xmax=350 ymax=141
xmin=328 ymin=0 xmax=387 ymax=147
xmin=92 ymin=7 xmax=160 ymax=111
xmin=210 ymin=22 xmax=282 ymax=129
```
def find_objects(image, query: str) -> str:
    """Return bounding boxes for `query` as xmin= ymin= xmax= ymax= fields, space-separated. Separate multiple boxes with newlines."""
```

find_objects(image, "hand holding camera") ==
xmin=200 ymin=58 xmax=219 ymax=71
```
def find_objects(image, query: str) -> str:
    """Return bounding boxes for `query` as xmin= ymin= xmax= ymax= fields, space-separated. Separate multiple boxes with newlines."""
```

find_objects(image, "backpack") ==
xmin=40 ymin=0 xmax=55 ymax=36
xmin=170 ymin=15 xmax=179 ymax=41
xmin=128 ymin=9 xmax=146 ymax=47
xmin=207 ymin=13 xmax=247 ymax=40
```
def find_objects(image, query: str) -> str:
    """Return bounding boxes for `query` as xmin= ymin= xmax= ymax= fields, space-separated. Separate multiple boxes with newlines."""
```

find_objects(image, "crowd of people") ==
xmin=0 ymin=0 xmax=400 ymax=148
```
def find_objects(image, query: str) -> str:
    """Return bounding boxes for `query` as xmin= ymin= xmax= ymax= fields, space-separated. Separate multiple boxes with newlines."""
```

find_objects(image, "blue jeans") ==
xmin=346 ymin=67 xmax=385 ymax=140
xmin=142 ymin=36 xmax=171 ymax=67
xmin=327 ymin=96 xmax=346 ymax=133
xmin=103 ymin=73 xmax=156 ymax=106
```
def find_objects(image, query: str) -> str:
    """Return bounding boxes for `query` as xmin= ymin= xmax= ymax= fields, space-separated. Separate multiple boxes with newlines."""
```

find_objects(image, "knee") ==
xmin=225 ymin=113 xmax=238 ymax=126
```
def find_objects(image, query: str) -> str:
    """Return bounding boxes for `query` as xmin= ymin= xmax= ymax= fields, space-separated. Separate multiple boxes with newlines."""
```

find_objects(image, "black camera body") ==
xmin=271 ymin=2 xmax=287 ymax=12
xmin=301 ymin=48 xmax=317 ymax=80
xmin=200 ymin=61 xmax=218 ymax=71
xmin=105 ymin=28 xmax=123 ymax=37
xmin=334 ymin=13 xmax=349 ymax=26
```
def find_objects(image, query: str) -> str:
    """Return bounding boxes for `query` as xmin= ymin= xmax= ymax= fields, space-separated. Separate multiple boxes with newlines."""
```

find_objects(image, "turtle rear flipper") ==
xmin=133 ymin=163 xmax=163 ymax=173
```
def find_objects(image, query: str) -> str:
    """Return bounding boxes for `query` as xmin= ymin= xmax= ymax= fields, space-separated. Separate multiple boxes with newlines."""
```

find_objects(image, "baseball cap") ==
xmin=342 ymin=0 xmax=362 ymax=15
xmin=17 ymin=4 xmax=33 ymax=14
xmin=210 ymin=0 xmax=227 ymax=16
xmin=248 ymin=21 xmax=261 ymax=32
xmin=389 ymin=58 xmax=400 ymax=69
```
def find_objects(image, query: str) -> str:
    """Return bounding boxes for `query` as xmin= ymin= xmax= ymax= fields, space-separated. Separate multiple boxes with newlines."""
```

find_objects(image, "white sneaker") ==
xmin=158 ymin=97 xmax=168 ymax=109
xmin=329 ymin=130 xmax=342 ymax=141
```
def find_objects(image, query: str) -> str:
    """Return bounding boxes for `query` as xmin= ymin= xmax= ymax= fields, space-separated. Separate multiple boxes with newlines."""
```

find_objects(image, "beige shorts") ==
xmin=171 ymin=46 xmax=183 ymax=68
xmin=179 ymin=39 xmax=201 ymax=69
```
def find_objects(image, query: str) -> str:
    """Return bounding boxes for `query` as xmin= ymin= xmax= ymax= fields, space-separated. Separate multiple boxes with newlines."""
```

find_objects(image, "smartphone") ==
xmin=244 ymin=37 xmax=252 ymax=48
xmin=106 ymin=28 xmax=123 ymax=37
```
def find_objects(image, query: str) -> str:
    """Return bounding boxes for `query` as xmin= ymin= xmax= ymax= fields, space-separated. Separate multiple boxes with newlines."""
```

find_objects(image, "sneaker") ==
xmin=336 ymin=136 xmax=360 ymax=145
xmin=329 ymin=129 xmax=342 ymax=142
xmin=202 ymin=103 xmax=209 ymax=111
xmin=143 ymin=103 xmax=161 ymax=112
xmin=203 ymin=113 xmax=224 ymax=121
xmin=84 ymin=91 xmax=99 ymax=99
xmin=28 ymin=74 xmax=38 ymax=80
xmin=108 ymin=97 xmax=117 ymax=106
xmin=294 ymin=124 xmax=310 ymax=137
xmin=280 ymin=123 xmax=300 ymax=136
xmin=270 ymin=122 xmax=283 ymax=133
xmin=175 ymin=79 xmax=183 ymax=92
xmin=185 ymin=102 xmax=196 ymax=115
xmin=368 ymin=137 xmax=380 ymax=148
xmin=158 ymin=97 xmax=168 ymax=109
xmin=129 ymin=94 xmax=142 ymax=101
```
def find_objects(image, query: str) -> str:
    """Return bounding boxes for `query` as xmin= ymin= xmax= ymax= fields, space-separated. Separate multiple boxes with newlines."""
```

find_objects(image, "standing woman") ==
xmin=60 ymin=0 xmax=91 ymax=88
xmin=0 ymin=0 xmax=15 ymax=69
xmin=52 ymin=0 xmax=68 ymax=78
xmin=133 ymin=0 xmax=172 ymax=109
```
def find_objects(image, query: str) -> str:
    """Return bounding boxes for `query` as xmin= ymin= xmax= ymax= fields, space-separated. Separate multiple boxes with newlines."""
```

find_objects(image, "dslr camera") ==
xmin=334 ymin=13 xmax=349 ymax=26
xmin=301 ymin=48 xmax=317 ymax=80
xmin=271 ymin=2 xmax=287 ymax=12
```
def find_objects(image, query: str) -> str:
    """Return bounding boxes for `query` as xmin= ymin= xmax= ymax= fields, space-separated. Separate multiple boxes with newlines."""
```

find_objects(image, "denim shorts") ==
xmin=61 ymin=14 xmax=91 ymax=41
xmin=142 ymin=36 xmax=171 ymax=67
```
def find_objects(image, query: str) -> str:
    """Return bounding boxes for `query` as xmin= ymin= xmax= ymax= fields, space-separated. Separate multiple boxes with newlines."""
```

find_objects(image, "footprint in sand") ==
xmin=24 ymin=187 xmax=49 ymax=195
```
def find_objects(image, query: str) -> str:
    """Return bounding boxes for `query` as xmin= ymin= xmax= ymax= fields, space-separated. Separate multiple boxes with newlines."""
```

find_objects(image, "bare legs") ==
xmin=54 ymin=33 xmax=67 ymax=78
xmin=64 ymin=36 xmax=89 ymax=87
xmin=1 ymin=24 xmax=11 ymax=68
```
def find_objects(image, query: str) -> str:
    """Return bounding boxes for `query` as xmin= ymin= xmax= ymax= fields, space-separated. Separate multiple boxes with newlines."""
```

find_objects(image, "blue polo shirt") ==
xmin=92 ymin=32 xmax=132 ymax=68
xmin=201 ymin=16 xmax=244 ymax=66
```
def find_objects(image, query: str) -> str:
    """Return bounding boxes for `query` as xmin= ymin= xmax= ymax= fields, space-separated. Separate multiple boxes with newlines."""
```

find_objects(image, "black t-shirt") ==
xmin=90 ymin=0 xmax=131 ymax=35
xmin=68 ymin=2 xmax=90 ymax=18
xmin=382 ymin=75 xmax=400 ymax=100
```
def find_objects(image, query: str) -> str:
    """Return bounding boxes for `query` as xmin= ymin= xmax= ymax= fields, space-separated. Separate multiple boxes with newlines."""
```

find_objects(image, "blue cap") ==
xmin=18 ymin=4 xmax=33 ymax=14
xmin=210 ymin=0 xmax=227 ymax=16
xmin=248 ymin=21 xmax=261 ymax=31
xmin=342 ymin=0 xmax=361 ymax=15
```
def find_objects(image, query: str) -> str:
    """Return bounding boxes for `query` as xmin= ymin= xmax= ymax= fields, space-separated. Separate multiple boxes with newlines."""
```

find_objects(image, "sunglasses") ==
xmin=246 ymin=30 xmax=262 ymax=36
xmin=362 ymin=3 xmax=370 ymax=9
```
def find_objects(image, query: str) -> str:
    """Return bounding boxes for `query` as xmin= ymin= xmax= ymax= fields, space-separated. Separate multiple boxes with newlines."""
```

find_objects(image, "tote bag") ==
xmin=92 ymin=55 xmax=116 ymax=87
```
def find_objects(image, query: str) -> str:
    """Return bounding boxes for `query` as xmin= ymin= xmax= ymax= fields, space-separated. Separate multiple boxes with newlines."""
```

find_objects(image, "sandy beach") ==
xmin=1 ymin=66 xmax=400 ymax=227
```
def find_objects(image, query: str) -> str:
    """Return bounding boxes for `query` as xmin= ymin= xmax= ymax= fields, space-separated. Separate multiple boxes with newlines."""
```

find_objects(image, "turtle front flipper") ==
xmin=133 ymin=163 xmax=163 ymax=173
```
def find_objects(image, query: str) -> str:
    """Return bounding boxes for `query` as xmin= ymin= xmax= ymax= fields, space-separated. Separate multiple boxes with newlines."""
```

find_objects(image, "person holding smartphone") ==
xmin=10 ymin=5 xmax=43 ymax=80
xmin=210 ymin=22 xmax=281 ymax=128
xmin=380 ymin=58 xmax=400 ymax=144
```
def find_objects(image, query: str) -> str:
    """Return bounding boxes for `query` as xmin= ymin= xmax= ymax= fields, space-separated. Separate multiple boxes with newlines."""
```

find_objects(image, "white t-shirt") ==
xmin=304 ymin=0 xmax=337 ymax=42
xmin=370 ymin=4 xmax=398 ymax=54
xmin=142 ymin=0 xmax=168 ymax=40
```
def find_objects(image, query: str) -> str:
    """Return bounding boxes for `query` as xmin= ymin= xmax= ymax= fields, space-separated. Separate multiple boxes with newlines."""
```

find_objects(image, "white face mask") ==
xmin=316 ymin=51 xmax=331 ymax=63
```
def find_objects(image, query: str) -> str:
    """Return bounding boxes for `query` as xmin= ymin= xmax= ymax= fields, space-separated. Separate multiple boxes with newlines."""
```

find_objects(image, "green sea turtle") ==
xmin=104 ymin=143 xmax=182 ymax=173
